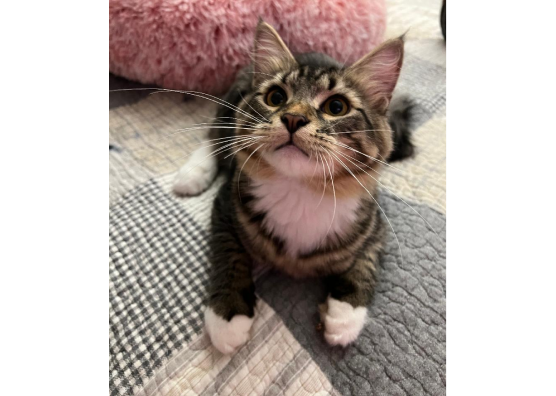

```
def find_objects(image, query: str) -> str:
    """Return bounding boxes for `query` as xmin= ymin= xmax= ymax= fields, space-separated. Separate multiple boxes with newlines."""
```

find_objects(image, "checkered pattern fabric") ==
xmin=109 ymin=0 xmax=446 ymax=393
xmin=109 ymin=180 xmax=210 ymax=395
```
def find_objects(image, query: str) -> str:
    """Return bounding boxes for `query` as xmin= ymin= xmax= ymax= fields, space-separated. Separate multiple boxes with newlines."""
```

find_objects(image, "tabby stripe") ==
xmin=355 ymin=108 xmax=374 ymax=131
xmin=238 ymin=198 xmax=286 ymax=255
xmin=297 ymin=205 xmax=374 ymax=259
xmin=281 ymin=71 xmax=293 ymax=84
xmin=313 ymin=70 xmax=327 ymax=82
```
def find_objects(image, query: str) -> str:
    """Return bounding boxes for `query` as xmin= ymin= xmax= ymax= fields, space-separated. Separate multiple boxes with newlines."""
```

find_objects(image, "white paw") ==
xmin=204 ymin=307 xmax=254 ymax=354
xmin=319 ymin=296 xmax=367 ymax=347
xmin=173 ymin=146 xmax=217 ymax=196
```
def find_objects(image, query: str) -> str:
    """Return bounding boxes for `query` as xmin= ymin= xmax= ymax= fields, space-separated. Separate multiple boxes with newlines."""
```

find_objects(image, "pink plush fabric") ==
xmin=109 ymin=0 xmax=386 ymax=95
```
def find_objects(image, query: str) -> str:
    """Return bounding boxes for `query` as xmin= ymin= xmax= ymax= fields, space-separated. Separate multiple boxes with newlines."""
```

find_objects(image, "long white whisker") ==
xmin=327 ymin=149 xmax=405 ymax=266
xmin=110 ymin=88 xmax=267 ymax=124
xmin=150 ymin=89 xmax=267 ymax=124
xmin=199 ymin=115 xmax=260 ymax=127
xmin=193 ymin=136 xmax=261 ymax=152
xmin=174 ymin=138 xmax=253 ymax=178
xmin=177 ymin=122 xmax=260 ymax=130
xmin=255 ymin=146 xmax=265 ymax=175
xmin=151 ymin=90 xmax=264 ymax=122
xmin=331 ymin=141 xmax=404 ymax=173
xmin=223 ymin=140 xmax=259 ymax=160
xmin=237 ymin=144 xmax=265 ymax=201
xmin=330 ymin=148 xmax=382 ymax=176
xmin=316 ymin=152 xmax=327 ymax=208
xmin=165 ymin=126 xmax=263 ymax=141
xmin=321 ymin=151 xmax=337 ymax=240
xmin=168 ymin=125 xmax=260 ymax=136
xmin=335 ymin=150 xmax=441 ymax=238
xmin=193 ymin=135 xmax=263 ymax=146
xmin=237 ymin=90 xmax=270 ymax=123
xmin=172 ymin=135 xmax=259 ymax=165
xmin=309 ymin=148 xmax=320 ymax=183
xmin=330 ymin=129 xmax=392 ymax=135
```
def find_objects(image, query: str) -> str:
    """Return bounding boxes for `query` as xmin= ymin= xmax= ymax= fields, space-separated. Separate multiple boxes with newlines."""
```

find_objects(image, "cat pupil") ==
xmin=271 ymin=91 xmax=284 ymax=105
xmin=330 ymin=100 xmax=343 ymax=114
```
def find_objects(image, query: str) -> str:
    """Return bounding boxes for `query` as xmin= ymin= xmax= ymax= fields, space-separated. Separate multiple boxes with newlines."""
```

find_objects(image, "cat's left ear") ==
xmin=346 ymin=37 xmax=405 ymax=113
xmin=252 ymin=20 xmax=296 ymax=86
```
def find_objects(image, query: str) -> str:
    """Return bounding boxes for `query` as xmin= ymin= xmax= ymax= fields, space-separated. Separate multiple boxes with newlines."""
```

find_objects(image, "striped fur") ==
xmin=203 ymin=21 xmax=409 ymax=350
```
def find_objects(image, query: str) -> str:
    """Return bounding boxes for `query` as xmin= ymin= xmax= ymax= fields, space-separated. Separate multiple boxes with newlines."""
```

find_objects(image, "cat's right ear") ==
xmin=252 ymin=20 xmax=296 ymax=86
xmin=346 ymin=37 xmax=405 ymax=113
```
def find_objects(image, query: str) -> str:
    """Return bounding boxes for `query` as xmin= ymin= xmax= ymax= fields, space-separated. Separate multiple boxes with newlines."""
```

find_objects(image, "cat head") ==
xmin=235 ymin=21 xmax=404 ymax=194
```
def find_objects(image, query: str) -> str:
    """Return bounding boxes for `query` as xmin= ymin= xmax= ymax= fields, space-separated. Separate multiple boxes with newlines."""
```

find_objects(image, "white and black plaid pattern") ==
xmin=109 ymin=180 xmax=210 ymax=396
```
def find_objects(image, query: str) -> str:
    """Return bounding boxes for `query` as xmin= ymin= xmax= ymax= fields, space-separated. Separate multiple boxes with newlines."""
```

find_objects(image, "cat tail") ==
xmin=387 ymin=96 xmax=417 ymax=162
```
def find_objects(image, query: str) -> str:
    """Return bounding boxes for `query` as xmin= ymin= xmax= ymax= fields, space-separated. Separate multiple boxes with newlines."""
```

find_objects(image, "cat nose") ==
xmin=281 ymin=113 xmax=309 ymax=134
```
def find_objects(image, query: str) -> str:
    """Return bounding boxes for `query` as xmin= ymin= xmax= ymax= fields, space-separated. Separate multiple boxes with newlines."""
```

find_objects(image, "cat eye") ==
xmin=265 ymin=87 xmax=287 ymax=107
xmin=322 ymin=96 xmax=349 ymax=116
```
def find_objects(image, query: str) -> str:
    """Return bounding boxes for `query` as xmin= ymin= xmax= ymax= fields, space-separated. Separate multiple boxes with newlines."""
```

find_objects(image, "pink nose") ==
xmin=280 ymin=113 xmax=309 ymax=134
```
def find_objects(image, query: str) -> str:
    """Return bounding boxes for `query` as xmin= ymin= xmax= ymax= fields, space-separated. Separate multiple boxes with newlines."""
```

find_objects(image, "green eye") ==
xmin=323 ymin=96 xmax=349 ymax=116
xmin=265 ymin=87 xmax=287 ymax=107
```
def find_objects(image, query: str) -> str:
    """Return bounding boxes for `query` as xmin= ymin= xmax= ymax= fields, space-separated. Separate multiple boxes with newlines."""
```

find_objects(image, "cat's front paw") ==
xmin=204 ymin=307 xmax=254 ymax=354
xmin=319 ymin=296 xmax=367 ymax=347
xmin=173 ymin=147 xmax=217 ymax=196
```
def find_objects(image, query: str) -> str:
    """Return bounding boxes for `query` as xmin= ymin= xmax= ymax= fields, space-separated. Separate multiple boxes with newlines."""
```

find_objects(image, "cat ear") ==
xmin=346 ymin=37 xmax=405 ymax=113
xmin=252 ymin=20 xmax=296 ymax=86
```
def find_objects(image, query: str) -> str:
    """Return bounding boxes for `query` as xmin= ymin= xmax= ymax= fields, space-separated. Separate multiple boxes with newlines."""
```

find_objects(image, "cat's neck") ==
xmin=248 ymin=175 xmax=364 ymax=257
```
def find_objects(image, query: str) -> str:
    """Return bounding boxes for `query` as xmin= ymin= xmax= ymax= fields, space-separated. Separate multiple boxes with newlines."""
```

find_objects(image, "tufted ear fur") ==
xmin=252 ymin=20 xmax=297 ymax=86
xmin=346 ymin=37 xmax=404 ymax=113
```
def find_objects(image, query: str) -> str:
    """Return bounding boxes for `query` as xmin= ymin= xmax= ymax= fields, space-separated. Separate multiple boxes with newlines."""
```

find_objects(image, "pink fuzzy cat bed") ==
xmin=109 ymin=0 xmax=386 ymax=95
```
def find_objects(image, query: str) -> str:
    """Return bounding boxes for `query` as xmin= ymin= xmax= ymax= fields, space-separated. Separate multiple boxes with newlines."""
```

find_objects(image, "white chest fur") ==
xmin=250 ymin=177 xmax=361 ymax=257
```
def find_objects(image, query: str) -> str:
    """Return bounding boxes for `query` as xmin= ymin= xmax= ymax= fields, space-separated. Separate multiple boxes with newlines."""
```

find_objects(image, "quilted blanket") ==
xmin=109 ymin=0 xmax=446 ymax=394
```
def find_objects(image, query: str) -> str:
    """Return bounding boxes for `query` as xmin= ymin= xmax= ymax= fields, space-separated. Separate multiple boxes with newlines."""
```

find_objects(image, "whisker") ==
xmin=321 ymin=152 xmax=337 ymax=240
xmin=171 ymin=136 xmax=259 ymax=165
xmin=326 ymin=149 xmax=405 ymax=266
xmin=334 ymin=150 xmax=442 ymax=238
xmin=194 ymin=136 xmax=261 ymax=152
xmin=166 ymin=125 xmax=261 ymax=137
xmin=330 ymin=141 xmax=404 ymax=173
xmin=237 ymin=90 xmax=270 ymax=123
xmin=316 ymin=152 xmax=327 ymax=208
xmin=223 ymin=140 xmax=260 ymax=160
xmin=151 ymin=90 xmax=270 ymax=122
xmin=238 ymin=144 xmax=265 ymax=201
xmin=198 ymin=115 xmax=260 ymax=127
xmin=176 ymin=121 xmax=260 ymax=130
xmin=149 ymin=89 xmax=268 ymax=124
xmin=331 ymin=149 xmax=382 ymax=176
xmin=172 ymin=125 xmax=261 ymax=133
xmin=339 ymin=45 xmax=354 ymax=69
xmin=309 ymin=148 xmax=320 ymax=183
xmin=329 ymin=129 xmax=395 ymax=135
xmin=110 ymin=88 xmax=267 ymax=124
xmin=173 ymin=138 xmax=255 ymax=179
xmin=255 ymin=145 xmax=265 ymax=175
xmin=193 ymin=135 xmax=263 ymax=146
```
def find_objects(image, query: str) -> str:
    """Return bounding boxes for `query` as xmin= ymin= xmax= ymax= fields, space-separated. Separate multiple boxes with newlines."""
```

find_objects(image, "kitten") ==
xmin=174 ymin=21 xmax=413 ymax=354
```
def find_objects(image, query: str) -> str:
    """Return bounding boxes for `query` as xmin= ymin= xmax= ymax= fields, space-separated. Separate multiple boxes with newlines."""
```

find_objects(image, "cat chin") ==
xmin=263 ymin=148 xmax=320 ymax=178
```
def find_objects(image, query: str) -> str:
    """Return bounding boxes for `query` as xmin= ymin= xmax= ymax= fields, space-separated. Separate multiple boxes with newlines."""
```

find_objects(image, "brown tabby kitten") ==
xmin=173 ymin=21 xmax=410 ymax=354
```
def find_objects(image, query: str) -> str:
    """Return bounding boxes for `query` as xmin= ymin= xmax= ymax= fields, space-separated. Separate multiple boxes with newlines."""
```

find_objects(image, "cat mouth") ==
xmin=275 ymin=141 xmax=309 ymax=157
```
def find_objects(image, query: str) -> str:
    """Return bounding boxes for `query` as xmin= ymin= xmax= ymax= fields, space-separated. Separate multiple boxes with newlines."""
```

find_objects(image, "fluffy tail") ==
xmin=388 ymin=96 xmax=417 ymax=162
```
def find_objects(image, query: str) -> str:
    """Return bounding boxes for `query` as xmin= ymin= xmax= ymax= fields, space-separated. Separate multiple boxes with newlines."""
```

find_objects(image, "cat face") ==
xmin=235 ymin=21 xmax=404 ymax=185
